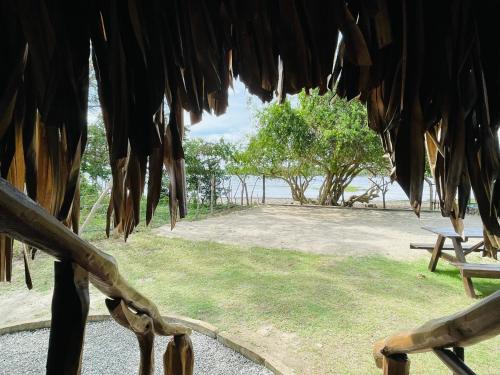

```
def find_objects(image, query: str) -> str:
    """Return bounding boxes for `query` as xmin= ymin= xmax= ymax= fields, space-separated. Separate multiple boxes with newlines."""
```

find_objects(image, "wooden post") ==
xmin=46 ymin=261 xmax=89 ymax=374
xmin=164 ymin=334 xmax=194 ymax=375
xmin=210 ymin=175 xmax=215 ymax=214
xmin=383 ymin=354 xmax=410 ymax=375
xmin=262 ymin=175 xmax=266 ymax=204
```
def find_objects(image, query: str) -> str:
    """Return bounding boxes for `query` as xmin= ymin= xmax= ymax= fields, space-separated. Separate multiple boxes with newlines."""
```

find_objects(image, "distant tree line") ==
xmin=81 ymin=90 xmax=392 ymax=207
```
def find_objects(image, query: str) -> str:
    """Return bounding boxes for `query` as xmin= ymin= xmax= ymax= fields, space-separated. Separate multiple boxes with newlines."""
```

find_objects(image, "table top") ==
xmin=422 ymin=226 xmax=483 ymax=239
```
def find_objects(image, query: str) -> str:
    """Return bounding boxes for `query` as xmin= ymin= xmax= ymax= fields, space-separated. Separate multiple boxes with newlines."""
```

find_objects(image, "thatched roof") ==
xmin=0 ymin=0 xmax=499 ymax=280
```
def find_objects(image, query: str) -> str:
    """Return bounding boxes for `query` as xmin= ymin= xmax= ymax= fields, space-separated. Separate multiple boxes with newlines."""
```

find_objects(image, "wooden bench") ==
xmin=453 ymin=263 xmax=500 ymax=298
xmin=410 ymin=242 xmax=484 ymax=266
xmin=410 ymin=243 xmax=483 ymax=252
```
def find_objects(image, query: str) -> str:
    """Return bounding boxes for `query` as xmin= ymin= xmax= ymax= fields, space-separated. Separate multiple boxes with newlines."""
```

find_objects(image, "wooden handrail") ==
xmin=0 ymin=178 xmax=189 ymax=337
xmin=373 ymin=290 xmax=500 ymax=369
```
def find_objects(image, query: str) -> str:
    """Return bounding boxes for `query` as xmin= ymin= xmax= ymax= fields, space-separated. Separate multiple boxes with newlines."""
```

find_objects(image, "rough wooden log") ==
xmin=46 ymin=261 xmax=89 ymax=374
xmin=0 ymin=178 xmax=189 ymax=337
xmin=344 ymin=186 xmax=379 ymax=207
xmin=373 ymin=291 xmax=500 ymax=368
xmin=164 ymin=334 xmax=194 ymax=375
xmin=106 ymin=299 xmax=155 ymax=375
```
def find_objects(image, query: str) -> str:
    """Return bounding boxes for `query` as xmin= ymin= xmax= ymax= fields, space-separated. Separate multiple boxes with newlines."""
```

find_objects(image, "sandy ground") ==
xmin=158 ymin=205 xmax=484 ymax=260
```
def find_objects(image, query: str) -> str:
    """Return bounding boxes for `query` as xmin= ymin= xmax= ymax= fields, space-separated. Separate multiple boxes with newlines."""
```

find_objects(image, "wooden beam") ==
xmin=46 ymin=261 xmax=89 ymax=374
xmin=0 ymin=177 xmax=188 ymax=337
xmin=373 ymin=290 xmax=500 ymax=367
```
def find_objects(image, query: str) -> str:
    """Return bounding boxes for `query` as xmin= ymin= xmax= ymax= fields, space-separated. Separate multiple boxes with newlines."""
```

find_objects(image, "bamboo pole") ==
xmin=80 ymin=181 xmax=111 ymax=234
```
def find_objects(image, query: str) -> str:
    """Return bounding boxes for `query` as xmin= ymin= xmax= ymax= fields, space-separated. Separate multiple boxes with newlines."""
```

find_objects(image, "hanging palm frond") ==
xmin=0 ymin=0 xmax=499 ymax=280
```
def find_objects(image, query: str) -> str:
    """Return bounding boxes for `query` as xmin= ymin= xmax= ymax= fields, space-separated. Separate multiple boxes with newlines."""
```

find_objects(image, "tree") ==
xmin=297 ymin=90 xmax=387 ymax=205
xmin=81 ymin=116 xmax=111 ymax=189
xmin=183 ymin=137 xmax=232 ymax=205
xmin=246 ymin=101 xmax=315 ymax=204
xmin=247 ymin=91 xmax=388 ymax=205
xmin=226 ymin=146 xmax=252 ymax=205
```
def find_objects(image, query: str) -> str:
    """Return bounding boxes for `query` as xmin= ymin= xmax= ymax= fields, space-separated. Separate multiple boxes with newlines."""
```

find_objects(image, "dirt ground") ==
xmin=157 ymin=205 xmax=484 ymax=260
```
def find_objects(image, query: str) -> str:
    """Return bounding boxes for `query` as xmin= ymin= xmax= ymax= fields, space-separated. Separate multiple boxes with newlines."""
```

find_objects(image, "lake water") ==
xmin=227 ymin=175 xmax=437 ymax=202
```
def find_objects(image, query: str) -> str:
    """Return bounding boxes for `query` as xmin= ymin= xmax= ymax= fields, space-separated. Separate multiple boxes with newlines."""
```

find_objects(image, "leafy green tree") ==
xmin=297 ymin=91 xmax=387 ymax=205
xmin=81 ymin=116 xmax=111 ymax=189
xmin=247 ymin=91 xmax=388 ymax=205
xmin=246 ymin=101 xmax=315 ymax=204
xmin=184 ymin=137 xmax=232 ymax=204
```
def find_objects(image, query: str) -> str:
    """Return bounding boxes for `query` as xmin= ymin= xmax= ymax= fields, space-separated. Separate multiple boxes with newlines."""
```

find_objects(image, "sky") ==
xmin=88 ymin=79 xmax=264 ymax=143
xmin=185 ymin=79 xmax=261 ymax=144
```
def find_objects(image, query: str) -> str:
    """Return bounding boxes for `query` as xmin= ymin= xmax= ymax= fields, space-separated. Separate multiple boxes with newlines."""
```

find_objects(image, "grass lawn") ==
xmin=2 ymin=231 xmax=499 ymax=374
xmin=79 ymin=194 xmax=244 ymax=241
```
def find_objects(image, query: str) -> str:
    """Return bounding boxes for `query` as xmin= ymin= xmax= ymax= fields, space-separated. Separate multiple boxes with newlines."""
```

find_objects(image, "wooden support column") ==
xmin=46 ymin=261 xmax=89 ymax=375
xmin=383 ymin=354 xmax=410 ymax=375
xmin=164 ymin=334 xmax=194 ymax=375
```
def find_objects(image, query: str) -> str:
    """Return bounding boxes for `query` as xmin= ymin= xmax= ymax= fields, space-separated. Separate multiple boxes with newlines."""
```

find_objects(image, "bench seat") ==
xmin=410 ymin=243 xmax=483 ymax=251
xmin=455 ymin=263 xmax=500 ymax=279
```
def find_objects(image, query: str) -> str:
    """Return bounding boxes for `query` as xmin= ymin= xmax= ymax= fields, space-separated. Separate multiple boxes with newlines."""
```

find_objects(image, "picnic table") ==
xmin=410 ymin=226 xmax=500 ymax=298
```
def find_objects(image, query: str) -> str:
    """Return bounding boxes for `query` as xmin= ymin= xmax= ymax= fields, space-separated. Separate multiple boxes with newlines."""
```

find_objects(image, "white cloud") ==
xmin=186 ymin=80 xmax=263 ymax=142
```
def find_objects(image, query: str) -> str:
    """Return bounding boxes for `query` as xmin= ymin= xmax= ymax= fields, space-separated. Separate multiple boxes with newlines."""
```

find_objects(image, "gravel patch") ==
xmin=0 ymin=320 xmax=272 ymax=375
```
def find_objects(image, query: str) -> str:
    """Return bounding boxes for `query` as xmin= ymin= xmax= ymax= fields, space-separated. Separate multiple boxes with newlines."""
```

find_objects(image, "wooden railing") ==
xmin=0 ymin=178 xmax=192 ymax=374
xmin=373 ymin=290 xmax=500 ymax=374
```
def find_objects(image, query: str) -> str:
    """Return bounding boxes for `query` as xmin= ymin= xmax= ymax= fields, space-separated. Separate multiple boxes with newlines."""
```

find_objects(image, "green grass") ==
xmin=79 ymin=194 xmax=244 ymax=241
xmin=344 ymin=185 xmax=359 ymax=192
xmin=3 ymin=232 xmax=499 ymax=374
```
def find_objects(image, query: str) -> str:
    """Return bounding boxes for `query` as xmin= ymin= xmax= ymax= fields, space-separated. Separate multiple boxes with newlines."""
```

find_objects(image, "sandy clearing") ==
xmin=157 ymin=205 xmax=484 ymax=260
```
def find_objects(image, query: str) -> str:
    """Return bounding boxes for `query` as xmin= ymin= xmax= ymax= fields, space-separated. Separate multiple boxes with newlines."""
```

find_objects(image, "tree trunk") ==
xmin=210 ymin=175 xmax=215 ymax=213
xmin=244 ymin=182 xmax=249 ymax=206
xmin=262 ymin=175 xmax=266 ymax=204
xmin=318 ymin=174 xmax=333 ymax=205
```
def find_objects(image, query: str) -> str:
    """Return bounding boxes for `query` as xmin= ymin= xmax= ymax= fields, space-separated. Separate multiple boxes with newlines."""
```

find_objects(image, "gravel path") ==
xmin=0 ymin=320 xmax=271 ymax=375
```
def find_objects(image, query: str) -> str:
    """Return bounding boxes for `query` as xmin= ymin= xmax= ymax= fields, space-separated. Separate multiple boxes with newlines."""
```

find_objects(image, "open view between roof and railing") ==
xmin=1 ymin=1 xmax=500 ymax=374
